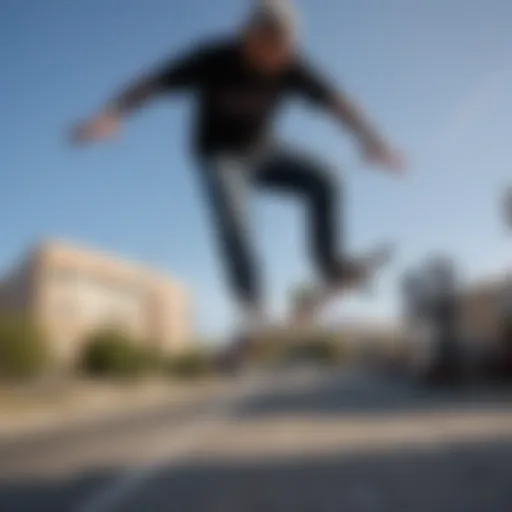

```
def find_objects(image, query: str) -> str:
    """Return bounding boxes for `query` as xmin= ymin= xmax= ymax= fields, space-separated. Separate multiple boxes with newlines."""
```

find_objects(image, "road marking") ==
xmin=74 ymin=373 xmax=273 ymax=512
xmin=75 ymin=416 xmax=223 ymax=512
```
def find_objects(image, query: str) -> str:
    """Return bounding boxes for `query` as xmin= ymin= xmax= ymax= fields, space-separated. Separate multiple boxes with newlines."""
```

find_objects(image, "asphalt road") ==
xmin=1 ymin=367 xmax=512 ymax=512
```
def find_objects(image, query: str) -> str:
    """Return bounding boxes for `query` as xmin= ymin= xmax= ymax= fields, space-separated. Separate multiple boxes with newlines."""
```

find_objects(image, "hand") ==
xmin=361 ymin=138 xmax=406 ymax=174
xmin=69 ymin=111 xmax=120 ymax=146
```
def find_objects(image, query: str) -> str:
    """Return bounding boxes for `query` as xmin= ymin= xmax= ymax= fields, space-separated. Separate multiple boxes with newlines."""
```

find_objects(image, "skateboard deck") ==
xmin=292 ymin=242 xmax=395 ymax=323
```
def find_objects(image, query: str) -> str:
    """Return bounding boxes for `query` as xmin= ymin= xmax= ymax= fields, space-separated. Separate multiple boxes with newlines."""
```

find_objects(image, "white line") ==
xmin=75 ymin=374 xmax=269 ymax=512
xmin=75 ymin=417 xmax=222 ymax=512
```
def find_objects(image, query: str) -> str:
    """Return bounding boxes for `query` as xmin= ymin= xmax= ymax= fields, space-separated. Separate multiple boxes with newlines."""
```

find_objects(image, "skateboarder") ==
xmin=71 ymin=0 xmax=405 ymax=338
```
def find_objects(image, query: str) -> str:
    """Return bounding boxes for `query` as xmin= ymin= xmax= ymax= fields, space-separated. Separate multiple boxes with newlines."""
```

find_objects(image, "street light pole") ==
xmin=428 ymin=256 xmax=459 ymax=367
xmin=499 ymin=187 xmax=512 ymax=375
xmin=503 ymin=187 xmax=512 ymax=232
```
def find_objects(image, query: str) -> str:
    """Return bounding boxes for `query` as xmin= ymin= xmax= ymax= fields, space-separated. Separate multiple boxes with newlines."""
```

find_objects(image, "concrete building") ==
xmin=402 ymin=260 xmax=512 ymax=367
xmin=458 ymin=273 xmax=512 ymax=350
xmin=0 ymin=240 xmax=193 ymax=363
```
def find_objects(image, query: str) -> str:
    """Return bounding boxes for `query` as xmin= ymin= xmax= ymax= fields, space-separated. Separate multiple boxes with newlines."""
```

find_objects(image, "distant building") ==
xmin=402 ymin=259 xmax=512 ymax=364
xmin=0 ymin=240 xmax=193 ymax=364
xmin=458 ymin=273 xmax=512 ymax=350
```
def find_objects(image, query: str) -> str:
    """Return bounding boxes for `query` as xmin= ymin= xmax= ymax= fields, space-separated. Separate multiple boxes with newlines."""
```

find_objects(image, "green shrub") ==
xmin=0 ymin=315 xmax=51 ymax=380
xmin=80 ymin=329 xmax=148 ymax=379
xmin=245 ymin=339 xmax=279 ymax=365
xmin=167 ymin=350 xmax=212 ymax=380
xmin=285 ymin=334 xmax=344 ymax=365
xmin=135 ymin=342 xmax=166 ymax=374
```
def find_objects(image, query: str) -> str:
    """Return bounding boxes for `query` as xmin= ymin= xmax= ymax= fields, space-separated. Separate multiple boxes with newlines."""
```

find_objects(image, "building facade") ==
xmin=402 ymin=259 xmax=512 ymax=366
xmin=458 ymin=274 xmax=512 ymax=350
xmin=0 ymin=240 xmax=192 ymax=363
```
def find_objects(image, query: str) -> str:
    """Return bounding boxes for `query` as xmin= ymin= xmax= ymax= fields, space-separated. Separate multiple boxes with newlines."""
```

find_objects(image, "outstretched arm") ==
xmin=293 ymin=59 xmax=405 ymax=172
xmin=330 ymin=93 xmax=404 ymax=172
xmin=69 ymin=43 xmax=214 ymax=146
xmin=70 ymin=72 xmax=168 ymax=145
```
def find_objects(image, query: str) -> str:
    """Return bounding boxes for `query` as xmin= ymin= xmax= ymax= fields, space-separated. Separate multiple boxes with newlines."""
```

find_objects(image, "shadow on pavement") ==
xmin=235 ymin=370 xmax=512 ymax=419
xmin=1 ymin=437 xmax=511 ymax=512
xmin=0 ymin=470 xmax=111 ymax=512
xmin=2 ymin=371 xmax=512 ymax=511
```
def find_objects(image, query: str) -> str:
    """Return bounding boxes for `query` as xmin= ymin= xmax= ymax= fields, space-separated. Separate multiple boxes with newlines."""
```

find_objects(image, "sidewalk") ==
xmin=0 ymin=377 xmax=229 ymax=442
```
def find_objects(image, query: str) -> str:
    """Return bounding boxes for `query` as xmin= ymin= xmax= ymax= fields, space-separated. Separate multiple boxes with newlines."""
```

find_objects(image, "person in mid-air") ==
xmin=71 ymin=0 xmax=405 ymax=341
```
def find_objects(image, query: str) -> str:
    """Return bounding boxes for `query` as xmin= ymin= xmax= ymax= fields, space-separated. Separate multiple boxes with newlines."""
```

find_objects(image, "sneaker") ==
xmin=333 ymin=243 xmax=394 ymax=293
xmin=292 ymin=243 xmax=395 ymax=321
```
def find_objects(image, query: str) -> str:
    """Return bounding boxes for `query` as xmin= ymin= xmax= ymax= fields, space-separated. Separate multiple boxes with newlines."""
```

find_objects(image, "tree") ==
xmin=0 ymin=315 xmax=51 ymax=380
xmin=80 ymin=329 xmax=146 ymax=379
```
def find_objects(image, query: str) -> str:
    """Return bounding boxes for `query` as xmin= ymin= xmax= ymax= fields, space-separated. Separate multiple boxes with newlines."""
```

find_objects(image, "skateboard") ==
xmin=292 ymin=242 xmax=395 ymax=323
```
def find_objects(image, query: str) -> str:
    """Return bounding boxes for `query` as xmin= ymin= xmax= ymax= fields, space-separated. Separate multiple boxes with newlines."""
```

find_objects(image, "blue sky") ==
xmin=2 ymin=0 xmax=512 ymax=338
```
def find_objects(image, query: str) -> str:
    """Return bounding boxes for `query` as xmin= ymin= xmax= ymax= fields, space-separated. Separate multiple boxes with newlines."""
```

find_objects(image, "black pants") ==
xmin=199 ymin=146 xmax=343 ymax=308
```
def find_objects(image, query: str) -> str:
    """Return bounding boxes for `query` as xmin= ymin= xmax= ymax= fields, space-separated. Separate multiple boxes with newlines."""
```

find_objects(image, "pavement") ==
xmin=0 ymin=378 xmax=228 ymax=441
xmin=1 ymin=367 xmax=512 ymax=512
